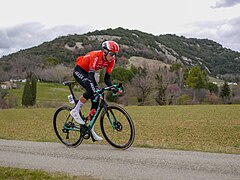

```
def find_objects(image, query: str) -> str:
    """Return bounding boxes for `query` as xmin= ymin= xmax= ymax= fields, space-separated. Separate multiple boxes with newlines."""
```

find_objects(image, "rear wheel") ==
xmin=53 ymin=106 xmax=83 ymax=147
xmin=100 ymin=105 xmax=135 ymax=150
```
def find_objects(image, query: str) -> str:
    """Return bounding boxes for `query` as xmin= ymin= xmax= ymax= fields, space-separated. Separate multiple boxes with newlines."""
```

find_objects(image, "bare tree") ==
xmin=130 ymin=64 xmax=155 ymax=105
xmin=129 ymin=62 xmax=185 ymax=106
xmin=153 ymin=66 xmax=184 ymax=105
xmin=132 ymin=74 xmax=153 ymax=105
xmin=166 ymin=84 xmax=182 ymax=105
xmin=39 ymin=64 xmax=72 ymax=83
xmin=1 ymin=53 xmax=43 ymax=80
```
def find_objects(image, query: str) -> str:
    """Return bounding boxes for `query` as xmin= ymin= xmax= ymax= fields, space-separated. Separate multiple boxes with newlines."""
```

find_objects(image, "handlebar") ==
xmin=98 ymin=83 xmax=123 ymax=94
xmin=93 ymin=83 xmax=124 ymax=102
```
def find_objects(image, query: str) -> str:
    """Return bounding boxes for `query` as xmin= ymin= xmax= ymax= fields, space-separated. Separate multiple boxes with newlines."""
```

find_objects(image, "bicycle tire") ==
xmin=53 ymin=106 xmax=83 ymax=147
xmin=100 ymin=105 xmax=135 ymax=150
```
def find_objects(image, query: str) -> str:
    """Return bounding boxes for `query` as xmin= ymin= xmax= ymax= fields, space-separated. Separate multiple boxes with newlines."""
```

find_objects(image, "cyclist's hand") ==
xmin=116 ymin=89 xmax=123 ymax=95
xmin=111 ymin=86 xmax=123 ymax=96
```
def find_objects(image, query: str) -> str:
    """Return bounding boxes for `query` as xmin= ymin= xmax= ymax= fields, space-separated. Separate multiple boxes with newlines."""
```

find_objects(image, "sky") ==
xmin=0 ymin=0 xmax=240 ymax=58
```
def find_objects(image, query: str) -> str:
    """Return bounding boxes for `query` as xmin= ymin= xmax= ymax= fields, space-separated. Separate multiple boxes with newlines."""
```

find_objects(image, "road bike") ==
xmin=53 ymin=81 xmax=135 ymax=150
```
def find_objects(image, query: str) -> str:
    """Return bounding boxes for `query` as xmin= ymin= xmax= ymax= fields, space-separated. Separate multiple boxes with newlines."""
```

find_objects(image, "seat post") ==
xmin=68 ymin=84 xmax=77 ymax=104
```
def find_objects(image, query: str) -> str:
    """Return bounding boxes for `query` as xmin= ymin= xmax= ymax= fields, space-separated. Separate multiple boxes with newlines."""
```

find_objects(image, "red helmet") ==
xmin=102 ymin=41 xmax=120 ymax=53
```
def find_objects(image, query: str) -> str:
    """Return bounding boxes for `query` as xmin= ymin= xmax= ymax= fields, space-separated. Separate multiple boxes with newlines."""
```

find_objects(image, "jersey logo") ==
xmin=92 ymin=57 xmax=98 ymax=68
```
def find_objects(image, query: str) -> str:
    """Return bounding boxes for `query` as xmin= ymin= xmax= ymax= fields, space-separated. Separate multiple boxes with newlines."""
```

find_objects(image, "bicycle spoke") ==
xmin=54 ymin=82 xmax=134 ymax=149
xmin=53 ymin=106 xmax=83 ymax=147
xmin=100 ymin=105 xmax=135 ymax=149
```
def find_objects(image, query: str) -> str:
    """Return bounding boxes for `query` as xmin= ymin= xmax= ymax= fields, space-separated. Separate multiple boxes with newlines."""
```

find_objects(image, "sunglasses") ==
xmin=108 ymin=51 xmax=116 ymax=57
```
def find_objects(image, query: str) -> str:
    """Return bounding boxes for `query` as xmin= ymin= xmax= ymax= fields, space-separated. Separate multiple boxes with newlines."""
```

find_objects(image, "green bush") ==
xmin=22 ymin=74 xmax=37 ymax=107
xmin=177 ymin=94 xmax=191 ymax=105
xmin=106 ymin=91 xmax=118 ymax=102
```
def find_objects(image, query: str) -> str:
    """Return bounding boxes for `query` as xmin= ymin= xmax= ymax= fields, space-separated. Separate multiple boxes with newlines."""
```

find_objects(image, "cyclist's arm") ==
xmin=104 ymin=59 xmax=115 ymax=87
xmin=104 ymin=73 xmax=112 ymax=87
xmin=88 ymin=55 xmax=98 ymax=88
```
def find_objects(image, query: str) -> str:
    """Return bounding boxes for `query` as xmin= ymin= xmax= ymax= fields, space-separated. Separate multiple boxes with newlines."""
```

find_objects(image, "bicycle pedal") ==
xmin=83 ymin=132 xmax=90 ymax=139
xmin=80 ymin=125 xmax=90 ymax=137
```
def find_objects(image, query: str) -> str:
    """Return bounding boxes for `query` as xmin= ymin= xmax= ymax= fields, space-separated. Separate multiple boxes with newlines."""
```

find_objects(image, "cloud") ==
xmin=0 ymin=22 xmax=91 ymax=57
xmin=183 ymin=16 xmax=240 ymax=52
xmin=1 ymin=17 xmax=240 ymax=59
xmin=212 ymin=0 xmax=240 ymax=8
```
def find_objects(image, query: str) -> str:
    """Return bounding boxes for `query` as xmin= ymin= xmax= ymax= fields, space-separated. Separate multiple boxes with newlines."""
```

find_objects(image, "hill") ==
xmin=0 ymin=27 xmax=240 ymax=82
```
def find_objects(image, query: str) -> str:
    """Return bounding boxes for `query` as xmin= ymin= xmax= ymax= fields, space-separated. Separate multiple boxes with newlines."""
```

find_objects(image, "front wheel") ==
xmin=53 ymin=106 xmax=83 ymax=147
xmin=100 ymin=105 xmax=135 ymax=150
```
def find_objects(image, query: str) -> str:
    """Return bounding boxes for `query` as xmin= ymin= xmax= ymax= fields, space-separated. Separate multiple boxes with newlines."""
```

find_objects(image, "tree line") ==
xmin=0 ymin=63 xmax=236 ymax=109
xmin=106 ymin=64 xmax=234 ymax=106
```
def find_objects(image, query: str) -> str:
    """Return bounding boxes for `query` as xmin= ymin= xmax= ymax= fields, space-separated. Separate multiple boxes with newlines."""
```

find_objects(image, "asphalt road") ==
xmin=0 ymin=139 xmax=239 ymax=180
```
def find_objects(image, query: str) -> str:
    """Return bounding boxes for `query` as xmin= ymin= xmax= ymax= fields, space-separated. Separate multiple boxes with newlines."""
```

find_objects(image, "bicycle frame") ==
xmin=88 ymin=98 xmax=118 ymax=130
xmin=54 ymin=81 xmax=135 ymax=149
xmin=64 ymin=81 xmax=120 ymax=132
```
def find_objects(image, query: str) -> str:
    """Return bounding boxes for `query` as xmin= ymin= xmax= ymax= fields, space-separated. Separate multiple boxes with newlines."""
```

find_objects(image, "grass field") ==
xmin=9 ymin=82 xmax=82 ymax=107
xmin=0 ymin=105 xmax=239 ymax=154
xmin=0 ymin=166 xmax=93 ymax=180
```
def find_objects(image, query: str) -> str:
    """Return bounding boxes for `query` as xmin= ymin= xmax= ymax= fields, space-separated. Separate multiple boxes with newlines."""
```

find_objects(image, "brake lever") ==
xmin=112 ymin=83 xmax=124 ymax=96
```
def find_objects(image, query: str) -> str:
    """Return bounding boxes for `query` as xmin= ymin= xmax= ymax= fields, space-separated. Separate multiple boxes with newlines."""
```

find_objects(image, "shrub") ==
xmin=22 ymin=73 xmax=37 ymax=107
xmin=177 ymin=94 xmax=191 ymax=105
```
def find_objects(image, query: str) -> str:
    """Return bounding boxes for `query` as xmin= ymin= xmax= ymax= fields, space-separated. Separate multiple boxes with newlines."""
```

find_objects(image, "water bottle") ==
xmin=67 ymin=95 xmax=75 ymax=104
xmin=87 ymin=109 xmax=96 ymax=121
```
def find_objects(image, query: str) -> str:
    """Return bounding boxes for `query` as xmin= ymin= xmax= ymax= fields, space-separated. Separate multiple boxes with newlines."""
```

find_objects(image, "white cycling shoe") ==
xmin=70 ymin=110 xmax=85 ymax=125
xmin=91 ymin=125 xmax=103 ymax=141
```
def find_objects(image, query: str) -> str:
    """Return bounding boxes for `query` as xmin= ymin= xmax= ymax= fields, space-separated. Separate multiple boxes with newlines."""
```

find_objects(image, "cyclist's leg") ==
xmin=89 ymin=97 xmax=102 ymax=141
xmin=90 ymin=97 xmax=99 ymax=110
xmin=73 ymin=66 xmax=95 ymax=102
xmin=73 ymin=66 xmax=102 ymax=140
xmin=71 ymin=66 xmax=93 ymax=124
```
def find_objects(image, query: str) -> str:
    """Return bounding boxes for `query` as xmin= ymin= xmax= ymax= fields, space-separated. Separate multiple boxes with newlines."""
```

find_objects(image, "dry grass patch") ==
xmin=0 ymin=105 xmax=239 ymax=154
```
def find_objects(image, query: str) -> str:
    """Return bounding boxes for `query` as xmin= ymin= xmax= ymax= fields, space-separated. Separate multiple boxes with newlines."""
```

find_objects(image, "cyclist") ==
xmin=70 ymin=40 xmax=121 ymax=141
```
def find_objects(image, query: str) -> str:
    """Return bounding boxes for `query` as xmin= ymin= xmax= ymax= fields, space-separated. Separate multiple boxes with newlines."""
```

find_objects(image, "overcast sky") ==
xmin=0 ymin=0 xmax=240 ymax=57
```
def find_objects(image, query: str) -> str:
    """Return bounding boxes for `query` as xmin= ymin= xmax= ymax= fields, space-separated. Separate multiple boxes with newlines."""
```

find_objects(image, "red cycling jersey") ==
xmin=76 ymin=50 xmax=115 ymax=74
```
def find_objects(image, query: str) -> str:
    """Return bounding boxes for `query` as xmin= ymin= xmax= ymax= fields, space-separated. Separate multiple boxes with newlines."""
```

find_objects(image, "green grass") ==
xmin=130 ymin=105 xmax=240 ymax=154
xmin=0 ymin=104 xmax=239 ymax=179
xmin=0 ymin=166 xmax=94 ymax=180
xmin=9 ymin=82 xmax=83 ymax=108
xmin=0 ymin=105 xmax=239 ymax=154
